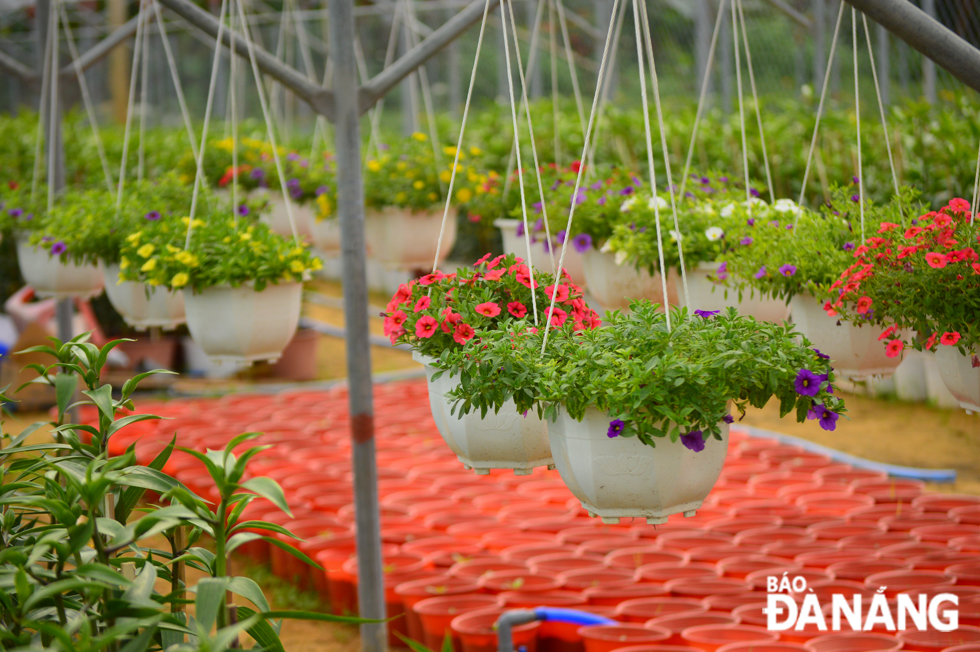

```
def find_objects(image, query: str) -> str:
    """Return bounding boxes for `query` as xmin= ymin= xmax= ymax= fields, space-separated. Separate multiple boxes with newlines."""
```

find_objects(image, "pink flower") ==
xmin=415 ymin=315 xmax=438 ymax=338
xmin=544 ymin=306 xmax=567 ymax=327
xmin=487 ymin=254 xmax=505 ymax=269
xmin=483 ymin=268 xmax=506 ymax=281
xmin=948 ymin=198 xmax=971 ymax=214
xmin=856 ymin=296 xmax=873 ymax=315
xmin=823 ymin=301 xmax=838 ymax=317
xmin=940 ymin=332 xmax=961 ymax=346
xmin=453 ymin=322 xmax=475 ymax=345
xmin=418 ymin=271 xmax=446 ymax=286
xmin=475 ymin=253 xmax=492 ymax=265
xmin=414 ymin=296 xmax=432 ymax=312
xmin=392 ymin=283 xmax=413 ymax=305
xmin=440 ymin=310 xmax=461 ymax=334
xmin=387 ymin=326 xmax=406 ymax=345
xmin=544 ymin=284 xmax=570 ymax=303
xmin=507 ymin=302 xmax=527 ymax=318
xmin=885 ymin=339 xmax=904 ymax=358
xmin=515 ymin=267 xmax=538 ymax=289
xmin=877 ymin=325 xmax=897 ymax=341
xmin=925 ymin=252 xmax=948 ymax=268
xmin=475 ymin=302 xmax=501 ymax=318
xmin=389 ymin=310 xmax=407 ymax=327
xmin=877 ymin=222 xmax=901 ymax=233
xmin=973 ymin=262 xmax=980 ymax=275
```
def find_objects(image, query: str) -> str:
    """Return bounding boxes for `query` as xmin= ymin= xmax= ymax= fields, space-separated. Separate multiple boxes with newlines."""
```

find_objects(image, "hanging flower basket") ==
xmin=103 ymin=265 xmax=186 ymax=332
xmin=547 ymin=405 xmax=730 ymax=524
xmin=412 ymin=352 xmax=553 ymax=475
xmin=183 ymin=281 xmax=302 ymax=365
xmin=679 ymin=262 xmax=790 ymax=322
xmin=934 ymin=346 xmax=980 ymax=412
xmin=16 ymin=238 xmax=104 ymax=300
xmin=310 ymin=218 xmax=341 ymax=253
xmin=365 ymin=207 xmax=457 ymax=269
xmin=790 ymin=293 xmax=904 ymax=380
xmin=494 ymin=218 xmax=585 ymax=286
xmin=254 ymin=190 xmax=314 ymax=240
xmin=581 ymin=249 xmax=675 ymax=311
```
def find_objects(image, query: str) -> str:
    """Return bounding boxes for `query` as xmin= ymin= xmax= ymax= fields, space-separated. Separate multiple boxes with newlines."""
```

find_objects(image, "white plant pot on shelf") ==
xmin=103 ymin=265 xmax=186 ymax=331
xmin=789 ymin=293 xmax=905 ymax=381
xmin=16 ymin=238 xmax=104 ymax=300
xmin=494 ymin=218 xmax=585 ymax=286
xmin=365 ymin=207 xmax=457 ymax=269
xmin=310 ymin=218 xmax=340 ymax=253
xmin=183 ymin=281 xmax=302 ymax=365
xmin=412 ymin=352 xmax=554 ymax=475
xmin=548 ymin=406 xmax=729 ymax=524
xmin=934 ymin=345 xmax=980 ymax=412
xmin=677 ymin=263 xmax=790 ymax=323
xmin=254 ymin=190 xmax=314 ymax=240
xmin=581 ymin=249 xmax=676 ymax=312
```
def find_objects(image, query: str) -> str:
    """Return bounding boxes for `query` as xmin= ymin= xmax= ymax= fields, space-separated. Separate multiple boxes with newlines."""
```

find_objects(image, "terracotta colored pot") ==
xmin=817 ymin=560 xmax=904 ymax=584
xmin=583 ymin=584 xmax=669 ymax=606
xmin=529 ymin=554 xmax=605 ymax=574
xmin=681 ymin=625 xmax=779 ymax=652
xmin=912 ymin=494 xmax=980 ymax=514
xmin=558 ymin=568 xmax=636 ymax=592
xmin=395 ymin=575 xmax=481 ymax=643
xmin=415 ymin=595 xmax=501 ymax=652
xmin=606 ymin=547 xmax=690 ymax=570
xmin=864 ymin=570 xmax=956 ymax=599
xmin=664 ymin=578 xmax=751 ymax=599
xmin=946 ymin=562 xmax=980 ymax=587
xmin=449 ymin=559 xmax=528 ymax=581
xmin=646 ymin=612 xmax=740 ymax=646
xmin=498 ymin=590 xmax=587 ymax=609
xmin=806 ymin=522 xmax=884 ymax=541
xmin=452 ymin=607 xmax=540 ymax=652
xmin=719 ymin=644 xmax=808 ymax=652
xmin=897 ymin=626 xmax=980 ymax=652
xmin=580 ymin=624 xmax=671 ymax=652
xmin=716 ymin=555 xmax=800 ymax=580
xmin=701 ymin=593 xmax=772 ymax=613
xmin=477 ymin=570 xmax=565 ymax=595
xmin=804 ymin=633 xmax=902 ymax=652
xmin=705 ymin=516 xmax=784 ymax=536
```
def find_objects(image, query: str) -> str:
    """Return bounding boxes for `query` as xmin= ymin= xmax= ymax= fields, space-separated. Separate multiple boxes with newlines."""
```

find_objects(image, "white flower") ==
xmin=743 ymin=197 xmax=767 ymax=208
xmin=705 ymin=226 xmax=724 ymax=242
xmin=648 ymin=196 xmax=668 ymax=211
xmin=600 ymin=240 xmax=613 ymax=253
xmin=614 ymin=249 xmax=629 ymax=266
xmin=620 ymin=196 xmax=638 ymax=213
xmin=773 ymin=198 xmax=801 ymax=215
xmin=669 ymin=230 xmax=681 ymax=242
xmin=720 ymin=203 xmax=736 ymax=218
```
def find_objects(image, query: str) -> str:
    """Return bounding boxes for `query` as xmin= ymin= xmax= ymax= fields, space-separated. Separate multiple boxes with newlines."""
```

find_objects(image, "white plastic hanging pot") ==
xmin=254 ymin=190 xmax=314 ymax=240
xmin=789 ymin=293 xmax=905 ymax=380
xmin=934 ymin=345 xmax=980 ymax=412
xmin=310 ymin=218 xmax=341 ymax=253
xmin=364 ymin=207 xmax=457 ymax=269
xmin=547 ymin=406 xmax=729 ymax=524
xmin=16 ymin=237 xmax=104 ymax=300
xmin=678 ymin=263 xmax=790 ymax=322
xmin=494 ymin=218 xmax=585 ymax=286
xmin=412 ymin=352 xmax=554 ymax=475
xmin=183 ymin=281 xmax=302 ymax=365
xmin=581 ymin=249 xmax=676 ymax=311
xmin=103 ymin=265 xmax=186 ymax=331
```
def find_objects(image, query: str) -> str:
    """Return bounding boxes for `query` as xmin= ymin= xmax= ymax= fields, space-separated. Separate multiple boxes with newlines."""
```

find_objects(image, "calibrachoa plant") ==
xmin=384 ymin=252 xmax=601 ymax=354
xmin=434 ymin=303 xmax=846 ymax=449
xmin=720 ymin=183 xmax=919 ymax=302
xmin=828 ymin=197 xmax=980 ymax=357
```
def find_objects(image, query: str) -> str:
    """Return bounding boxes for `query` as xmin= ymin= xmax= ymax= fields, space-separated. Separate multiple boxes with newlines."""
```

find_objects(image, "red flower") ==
xmin=854 ymin=245 xmax=870 ymax=256
xmin=824 ymin=301 xmax=838 ymax=317
xmin=925 ymin=252 xmax=948 ymax=269
xmin=514 ymin=265 xmax=538 ymax=289
xmin=507 ymin=302 xmax=528 ymax=318
xmin=545 ymin=284 xmax=570 ymax=303
xmin=948 ymin=198 xmax=971 ymax=214
xmin=897 ymin=246 xmax=918 ymax=259
xmin=453 ymin=322 xmax=475 ymax=345
xmin=972 ymin=262 xmax=980 ymax=275
xmin=570 ymin=160 xmax=582 ymax=173
xmin=419 ymin=271 xmax=446 ymax=286
xmin=483 ymin=268 xmax=506 ymax=281
xmin=415 ymin=315 xmax=439 ymax=338
xmin=475 ymin=302 xmax=501 ymax=318
xmin=544 ymin=306 xmax=568 ymax=327
xmin=487 ymin=254 xmax=506 ymax=269
xmin=441 ymin=310 xmax=461 ymax=334
xmin=885 ymin=339 xmax=905 ymax=358
xmin=856 ymin=296 xmax=873 ymax=315
xmin=925 ymin=332 xmax=937 ymax=350
xmin=878 ymin=223 xmax=901 ymax=233
xmin=940 ymin=331 xmax=961 ymax=346
xmin=414 ymin=296 xmax=432 ymax=312
xmin=392 ymin=283 xmax=414 ymax=305
xmin=389 ymin=310 xmax=407 ymax=327
xmin=867 ymin=237 xmax=887 ymax=249
xmin=474 ymin=253 xmax=492 ymax=266
xmin=877 ymin=325 xmax=897 ymax=341
xmin=934 ymin=214 xmax=953 ymax=229
xmin=904 ymin=227 xmax=923 ymax=239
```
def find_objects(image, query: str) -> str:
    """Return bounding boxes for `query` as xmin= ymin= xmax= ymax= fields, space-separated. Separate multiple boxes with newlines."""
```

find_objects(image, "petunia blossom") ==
xmin=415 ymin=316 xmax=439 ymax=338
xmin=572 ymin=233 xmax=592 ymax=253
xmin=778 ymin=264 xmax=797 ymax=277
xmin=680 ymin=431 xmax=705 ymax=452
xmin=414 ymin=296 xmax=432 ymax=312
xmin=545 ymin=284 xmax=570 ymax=303
xmin=940 ymin=331 xmax=961 ymax=346
xmin=925 ymin=252 xmax=948 ymax=269
xmin=794 ymin=369 xmax=821 ymax=397
xmin=856 ymin=296 xmax=873 ymax=315
xmin=453 ymin=322 xmax=475 ymax=345
xmin=607 ymin=419 xmax=625 ymax=438
xmin=507 ymin=302 xmax=528 ymax=318
xmin=885 ymin=339 xmax=905 ymax=358
xmin=475 ymin=302 xmax=501 ymax=318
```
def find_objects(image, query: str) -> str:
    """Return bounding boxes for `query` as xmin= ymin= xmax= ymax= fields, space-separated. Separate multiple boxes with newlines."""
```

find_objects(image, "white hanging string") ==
xmin=736 ymin=0 xmax=774 ymax=204
xmin=115 ymin=0 xmax=148 ymax=212
xmin=638 ymin=0 xmax=688 ymax=311
xmin=403 ymin=0 xmax=447 ymax=195
xmin=30 ymin=9 xmax=53 ymax=207
xmin=234 ymin=0 xmax=301 ymax=244
xmin=852 ymin=7 xmax=864 ymax=241
xmin=267 ymin=0 xmax=290 ymax=138
xmin=151 ymin=0 xmax=200 ymax=161
xmin=505 ymin=0 xmax=556 ymax=274
xmin=860 ymin=13 xmax=901 ymax=218
xmin=362 ymin=1 xmax=402 ymax=161
xmin=138 ymin=5 xmax=149 ymax=182
xmin=500 ymin=0 xmax=541 ymax=324
xmin=46 ymin=0 xmax=60 ymax=211
xmin=541 ymin=0 xmax=621 ymax=352
xmin=630 ymin=0 xmax=671 ymax=331
xmin=554 ymin=0 xmax=586 ymax=147
xmin=679 ymin=0 xmax=725 ymax=199
xmin=795 ymin=0 xmax=845 ymax=227
xmin=427 ymin=0 xmax=492 ymax=282
xmin=184 ymin=0 xmax=228 ymax=246
xmin=229 ymin=0 xmax=240 ymax=223
xmin=731 ymin=0 xmax=748 ymax=202
xmin=549 ymin=0 xmax=560 ymax=166
xmin=285 ymin=0 xmax=331 ymax=166
xmin=584 ymin=0 xmax=626 ymax=175
xmin=971 ymin=139 xmax=980 ymax=220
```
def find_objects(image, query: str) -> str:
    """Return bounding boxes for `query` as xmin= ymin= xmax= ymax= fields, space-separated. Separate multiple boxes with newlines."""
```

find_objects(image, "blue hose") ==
xmin=533 ymin=608 xmax=617 ymax=626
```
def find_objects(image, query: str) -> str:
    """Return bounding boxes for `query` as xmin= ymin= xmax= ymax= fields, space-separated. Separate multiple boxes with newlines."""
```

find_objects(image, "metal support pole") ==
xmin=328 ymin=1 xmax=387 ymax=652
xmin=921 ymin=0 xmax=936 ymax=104
xmin=813 ymin=0 xmax=825 ymax=91
xmin=876 ymin=22 xmax=890 ymax=106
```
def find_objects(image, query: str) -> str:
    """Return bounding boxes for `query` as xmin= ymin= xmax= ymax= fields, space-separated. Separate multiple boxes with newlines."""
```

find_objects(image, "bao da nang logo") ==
xmin=764 ymin=574 xmax=960 ymax=633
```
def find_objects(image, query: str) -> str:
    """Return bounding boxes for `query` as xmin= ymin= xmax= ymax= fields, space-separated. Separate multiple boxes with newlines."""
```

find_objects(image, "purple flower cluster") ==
xmin=680 ymin=430 xmax=705 ymax=452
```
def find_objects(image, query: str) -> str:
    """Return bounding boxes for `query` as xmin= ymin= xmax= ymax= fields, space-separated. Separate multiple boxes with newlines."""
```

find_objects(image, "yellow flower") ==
xmin=310 ymin=257 xmax=323 ymax=271
xmin=467 ymin=172 xmax=478 ymax=182
xmin=166 ymin=244 xmax=180 ymax=254
xmin=316 ymin=194 xmax=332 ymax=218
xmin=141 ymin=258 xmax=157 ymax=272
xmin=137 ymin=243 xmax=155 ymax=258
xmin=411 ymin=132 xmax=427 ymax=142
xmin=147 ymin=278 xmax=161 ymax=286
xmin=119 ymin=256 xmax=130 ymax=270
xmin=367 ymin=160 xmax=381 ymax=172
xmin=171 ymin=272 xmax=189 ymax=288
xmin=456 ymin=188 xmax=473 ymax=203
xmin=469 ymin=146 xmax=482 ymax=156
xmin=239 ymin=232 xmax=252 ymax=241
xmin=126 ymin=231 xmax=142 ymax=244
xmin=395 ymin=192 xmax=408 ymax=204
xmin=290 ymin=260 xmax=305 ymax=273
xmin=439 ymin=170 xmax=452 ymax=183
xmin=179 ymin=174 xmax=192 ymax=184
xmin=175 ymin=250 xmax=198 ymax=266
xmin=443 ymin=146 xmax=457 ymax=157
xmin=291 ymin=247 xmax=306 ymax=256
xmin=428 ymin=192 xmax=438 ymax=202
xmin=223 ymin=236 xmax=232 ymax=243
xmin=413 ymin=180 xmax=425 ymax=190
xmin=396 ymin=161 xmax=408 ymax=171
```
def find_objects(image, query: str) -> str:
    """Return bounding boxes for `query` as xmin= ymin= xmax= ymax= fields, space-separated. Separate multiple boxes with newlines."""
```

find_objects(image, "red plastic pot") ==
xmin=413 ymin=593 xmax=502 ymax=651
xmin=827 ymin=560 xmax=910 ymax=582
xmin=729 ymin=603 xmax=773 ymax=627
xmin=944 ymin=646 xmax=980 ymax=652
xmin=813 ymin=467 xmax=886 ymax=486
xmin=912 ymin=524 xmax=980 ymax=544
xmin=748 ymin=472 xmax=820 ymax=497
xmin=558 ymin=567 xmax=636 ymax=592
xmin=449 ymin=522 xmax=521 ymax=542
xmin=729 ymin=501 xmax=804 ymax=520
xmin=580 ymin=624 xmax=671 ymax=652
xmin=579 ymin=537 xmax=649 ymax=558
xmin=395 ymin=576 xmax=482 ymax=643
xmin=583 ymin=583 xmax=668 ymax=606
xmin=449 ymin=559 xmax=529 ymax=581
xmin=912 ymin=494 xmax=980 ymax=514
xmin=760 ymin=541 xmax=838 ymax=561
xmin=705 ymin=516 xmax=785 ymax=536
xmin=477 ymin=570 xmax=565 ymax=595
xmin=864 ymin=570 xmax=956 ymax=598
xmin=717 ymin=556 xmax=800 ymax=580
xmin=836 ymin=533 xmax=912 ymax=551
xmin=952 ymin=506 xmax=980 ymax=526
xmin=947 ymin=562 xmax=980 ymax=587
xmin=498 ymin=590 xmax=587 ymax=609
xmin=529 ymin=554 xmax=605 ymax=574
xmin=897 ymin=626 xmax=980 ymax=652
xmin=483 ymin=532 xmax=556 ymax=552
xmin=503 ymin=544 xmax=578 ymax=562
xmin=656 ymin=532 xmax=733 ymax=551
xmin=718 ymin=644 xmax=809 ymax=652
xmin=804 ymin=633 xmax=902 ymax=652
xmin=735 ymin=527 xmax=815 ymax=548
xmin=847 ymin=503 xmax=922 ymax=522
xmin=606 ymin=547 xmax=690 ymax=570
xmin=689 ymin=545 xmax=756 ymax=565
xmin=636 ymin=563 xmax=720 ymax=585
xmin=908 ymin=551 xmax=977 ymax=572
xmin=612 ymin=646 xmax=701 ymax=652
xmin=701 ymin=593 xmax=773 ymax=613
xmin=793 ymin=551 xmax=872 ymax=570
xmin=951 ymin=536 xmax=980 ymax=553
xmin=558 ymin=526 xmax=640 ymax=546
xmin=807 ymin=522 xmax=885 ymax=541
xmin=877 ymin=542 xmax=947 ymax=560
xmin=759 ymin=445 xmax=822 ymax=466
xmin=796 ymin=493 xmax=874 ymax=516
xmin=451 ymin=608 xmax=540 ymax=652
xmin=849 ymin=478 xmax=925 ymax=504
xmin=615 ymin=598 xmax=708 ymax=623
xmin=646 ymin=612 xmax=740 ymax=646
xmin=680 ymin=624 xmax=779 ymax=652
xmin=665 ymin=578 xmax=752 ymax=599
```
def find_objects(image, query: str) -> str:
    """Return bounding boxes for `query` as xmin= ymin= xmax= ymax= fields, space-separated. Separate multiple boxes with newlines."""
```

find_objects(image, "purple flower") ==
xmin=542 ymin=240 xmax=552 ymax=253
xmin=750 ymin=188 xmax=760 ymax=198
xmin=631 ymin=174 xmax=643 ymax=187
xmin=607 ymin=419 xmax=625 ymax=438
xmin=597 ymin=196 xmax=607 ymax=206
xmin=700 ymin=176 xmax=709 ymax=184
xmin=694 ymin=310 xmax=720 ymax=318
xmin=590 ymin=181 xmax=604 ymax=191
xmin=794 ymin=369 xmax=822 ymax=397
xmin=685 ymin=192 xmax=695 ymax=200
xmin=619 ymin=186 xmax=635 ymax=196
xmin=851 ymin=195 xmax=860 ymax=203
xmin=24 ymin=213 xmax=32 ymax=221
xmin=852 ymin=175 xmax=860 ymax=184
xmin=556 ymin=230 xmax=567 ymax=244
xmin=50 ymin=241 xmax=67 ymax=256
xmin=911 ymin=219 xmax=918 ymax=226
xmin=572 ymin=233 xmax=592 ymax=253
xmin=532 ymin=201 xmax=543 ymax=214
xmin=778 ymin=264 xmax=797 ymax=277
xmin=719 ymin=176 xmax=729 ymax=183
xmin=287 ymin=152 xmax=300 ymax=161
xmin=843 ymin=243 xmax=855 ymax=251
xmin=574 ymin=191 xmax=587 ymax=206
xmin=722 ymin=414 xmax=734 ymax=424
xmin=747 ymin=218 xmax=755 ymax=227
xmin=786 ymin=224 xmax=794 ymax=230
xmin=770 ymin=221 xmax=780 ymax=228
xmin=550 ymin=180 xmax=561 ymax=191
xmin=753 ymin=265 xmax=767 ymax=280
xmin=316 ymin=185 xmax=330 ymax=196
xmin=680 ymin=430 xmax=705 ymax=452
xmin=818 ymin=407 xmax=839 ymax=431
xmin=9 ymin=208 xmax=23 ymax=218
xmin=250 ymin=168 xmax=266 ymax=180
xmin=516 ymin=223 xmax=525 ymax=237
xmin=533 ymin=218 xmax=544 ymax=232
xmin=813 ymin=349 xmax=830 ymax=360
xmin=716 ymin=261 xmax=729 ymax=281
xmin=740 ymin=236 xmax=753 ymax=246
xmin=237 ymin=204 xmax=250 ymax=216
xmin=144 ymin=210 xmax=161 ymax=221
xmin=287 ymin=178 xmax=301 ymax=189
